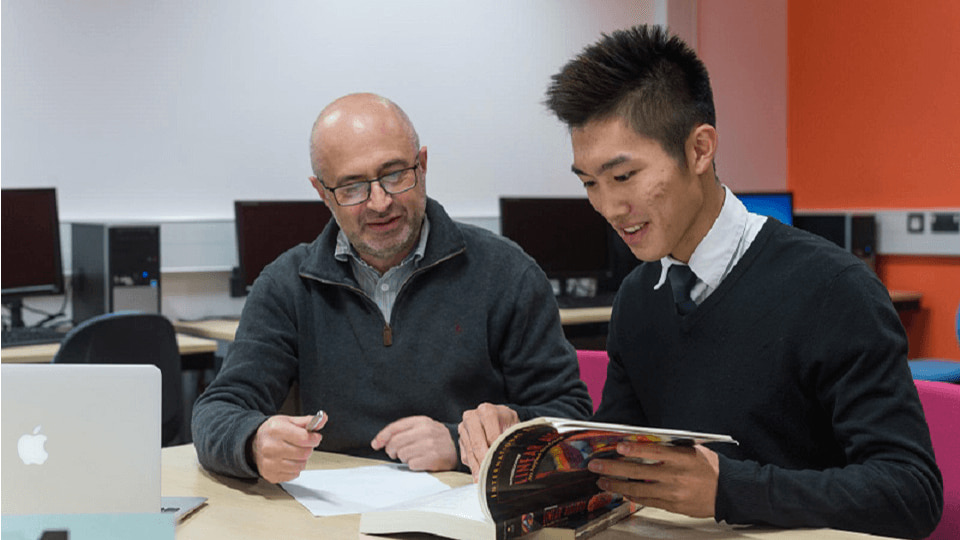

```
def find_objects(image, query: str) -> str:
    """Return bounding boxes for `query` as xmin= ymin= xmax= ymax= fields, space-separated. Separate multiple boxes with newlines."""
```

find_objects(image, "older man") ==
xmin=192 ymin=93 xmax=591 ymax=483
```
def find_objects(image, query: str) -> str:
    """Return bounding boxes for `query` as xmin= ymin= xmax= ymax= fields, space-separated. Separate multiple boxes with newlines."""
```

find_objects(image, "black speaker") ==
xmin=794 ymin=213 xmax=876 ymax=270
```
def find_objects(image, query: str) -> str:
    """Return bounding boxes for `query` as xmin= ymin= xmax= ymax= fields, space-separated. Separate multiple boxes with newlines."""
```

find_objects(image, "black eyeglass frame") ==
xmin=319 ymin=159 xmax=421 ymax=207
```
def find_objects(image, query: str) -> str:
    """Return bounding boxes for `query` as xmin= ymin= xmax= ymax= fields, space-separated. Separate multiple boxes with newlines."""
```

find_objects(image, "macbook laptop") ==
xmin=2 ymin=363 xmax=162 ymax=515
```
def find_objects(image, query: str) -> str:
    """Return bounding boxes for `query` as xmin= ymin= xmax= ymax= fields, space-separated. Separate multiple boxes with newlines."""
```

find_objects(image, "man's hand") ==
xmin=371 ymin=416 xmax=458 ymax=471
xmin=587 ymin=442 xmax=719 ymax=518
xmin=251 ymin=413 xmax=326 ymax=484
xmin=458 ymin=403 xmax=519 ymax=481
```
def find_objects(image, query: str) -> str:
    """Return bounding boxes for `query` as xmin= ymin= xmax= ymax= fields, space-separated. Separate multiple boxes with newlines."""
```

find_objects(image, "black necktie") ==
xmin=668 ymin=264 xmax=698 ymax=316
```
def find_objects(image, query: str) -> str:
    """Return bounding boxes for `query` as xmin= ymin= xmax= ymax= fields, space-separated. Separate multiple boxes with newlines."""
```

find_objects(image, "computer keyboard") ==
xmin=1 ymin=326 xmax=68 ymax=348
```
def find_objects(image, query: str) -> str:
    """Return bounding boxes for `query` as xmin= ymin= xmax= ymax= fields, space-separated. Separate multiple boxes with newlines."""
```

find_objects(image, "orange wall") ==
xmin=788 ymin=0 xmax=960 ymax=359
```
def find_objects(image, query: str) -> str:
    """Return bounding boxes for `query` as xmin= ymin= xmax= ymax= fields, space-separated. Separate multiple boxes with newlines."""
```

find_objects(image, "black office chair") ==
xmin=53 ymin=311 xmax=184 ymax=446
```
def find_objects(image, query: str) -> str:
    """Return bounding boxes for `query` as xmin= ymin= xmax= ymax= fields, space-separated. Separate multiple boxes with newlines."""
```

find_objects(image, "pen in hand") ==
xmin=306 ymin=409 xmax=326 ymax=432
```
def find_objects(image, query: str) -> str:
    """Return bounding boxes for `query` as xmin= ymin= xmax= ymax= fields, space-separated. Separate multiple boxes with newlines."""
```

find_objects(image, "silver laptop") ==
xmin=2 ymin=363 xmax=162 ymax=515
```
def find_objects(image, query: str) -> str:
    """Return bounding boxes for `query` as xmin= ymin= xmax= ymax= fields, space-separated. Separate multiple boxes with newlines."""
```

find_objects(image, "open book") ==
xmin=359 ymin=417 xmax=736 ymax=540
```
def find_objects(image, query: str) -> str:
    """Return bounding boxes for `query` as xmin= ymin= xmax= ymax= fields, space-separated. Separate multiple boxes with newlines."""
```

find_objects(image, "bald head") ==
xmin=309 ymin=93 xmax=420 ymax=180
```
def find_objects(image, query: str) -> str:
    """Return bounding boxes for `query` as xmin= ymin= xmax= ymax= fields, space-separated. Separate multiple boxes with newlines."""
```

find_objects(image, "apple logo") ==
xmin=17 ymin=425 xmax=49 ymax=465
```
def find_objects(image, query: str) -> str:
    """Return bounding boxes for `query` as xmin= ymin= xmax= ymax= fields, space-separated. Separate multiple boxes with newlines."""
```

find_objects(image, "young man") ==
xmin=461 ymin=26 xmax=942 ymax=538
xmin=192 ymin=93 xmax=591 ymax=484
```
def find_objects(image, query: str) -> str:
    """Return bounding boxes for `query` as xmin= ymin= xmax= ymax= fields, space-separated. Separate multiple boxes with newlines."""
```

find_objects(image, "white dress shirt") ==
xmin=654 ymin=185 xmax=768 ymax=305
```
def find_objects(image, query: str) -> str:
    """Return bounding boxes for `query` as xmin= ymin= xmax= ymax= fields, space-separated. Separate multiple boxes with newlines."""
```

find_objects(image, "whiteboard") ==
xmin=1 ymin=0 xmax=656 ymax=222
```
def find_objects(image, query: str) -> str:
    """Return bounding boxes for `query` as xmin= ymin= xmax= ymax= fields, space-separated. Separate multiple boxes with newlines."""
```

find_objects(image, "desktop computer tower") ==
xmin=793 ymin=213 xmax=876 ymax=271
xmin=71 ymin=223 xmax=161 ymax=324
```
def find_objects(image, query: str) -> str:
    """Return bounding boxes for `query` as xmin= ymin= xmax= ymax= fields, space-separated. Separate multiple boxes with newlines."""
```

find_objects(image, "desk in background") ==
xmin=174 ymin=289 xmax=919 ymax=352
xmin=0 ymin=333 xmax=218 ymax=364
xmin=163 ymin=444 xmax=897 ymax=540
xmin=173 ymin=307 xmax=615 ymax=345
xmin=889 ymin=290 xmax=922 ymax=312
xmin=173 ymin=319 xmax=241 ymax=342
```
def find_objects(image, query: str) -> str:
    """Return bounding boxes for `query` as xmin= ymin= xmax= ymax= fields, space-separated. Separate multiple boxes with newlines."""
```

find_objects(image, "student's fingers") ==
xmin=589 ymin=444 xmax=719 ymax=518
xmin=616 ymin=440 xmax=674 ymax=458
xmin=459 ymin=410 xmax=492 ymax=472
xmin=458 ymin=435 xmax=481 ymax=481
xmin=475 ymin=403 xmax=508 ymax=445
xmin=588 ymin=456 xmax=658 ymax=482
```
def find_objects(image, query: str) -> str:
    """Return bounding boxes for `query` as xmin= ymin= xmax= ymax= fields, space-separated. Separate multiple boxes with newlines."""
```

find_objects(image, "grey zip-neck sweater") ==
xmin=193 ymin=198 xmax=592 ymax=478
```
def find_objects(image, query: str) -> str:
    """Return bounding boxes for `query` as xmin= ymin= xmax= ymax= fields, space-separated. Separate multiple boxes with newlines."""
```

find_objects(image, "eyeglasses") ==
xmin=320 ymin=160 xmax=420 ymax=207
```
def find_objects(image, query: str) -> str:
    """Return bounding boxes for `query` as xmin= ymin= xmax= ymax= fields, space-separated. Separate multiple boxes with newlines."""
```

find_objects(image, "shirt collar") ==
xmin=334 ymin=214 xmax=431 ymax=270
xmin=655 ymin=185 xmax=747 ymax=289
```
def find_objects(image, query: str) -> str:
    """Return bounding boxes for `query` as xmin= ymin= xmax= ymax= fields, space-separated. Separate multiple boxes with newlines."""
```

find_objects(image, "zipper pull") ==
xmin=383 ymin=324 xmax=393 ymax=347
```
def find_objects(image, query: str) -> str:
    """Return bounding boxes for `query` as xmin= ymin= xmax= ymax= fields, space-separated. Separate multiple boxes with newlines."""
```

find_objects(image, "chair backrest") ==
xmin=576 ymin=350 xmax=609 ymax=413
xmin=915 ymin=379 xmax=960 ymax=540
xmin=53 ymin=312 xmax=183 ymax=446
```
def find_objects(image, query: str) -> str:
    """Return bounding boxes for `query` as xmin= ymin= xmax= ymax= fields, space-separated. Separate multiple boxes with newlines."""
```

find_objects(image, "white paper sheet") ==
xmin=280 ymin=463 xmax=452 ymax=517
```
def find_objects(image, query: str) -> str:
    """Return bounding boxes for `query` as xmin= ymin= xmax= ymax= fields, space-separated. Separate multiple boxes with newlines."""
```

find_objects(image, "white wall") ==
xmin=2 ymin=0 xmax=659 ymax=323
xmin=2 ymin=0 xmax=654 ymax=221
xmin=697 ymin=0 xmax=788 ymax=191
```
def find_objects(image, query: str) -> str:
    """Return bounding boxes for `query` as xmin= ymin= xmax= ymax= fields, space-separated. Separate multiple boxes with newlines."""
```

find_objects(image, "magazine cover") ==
xmin=480 ymin=418 xmax=737 ymax=537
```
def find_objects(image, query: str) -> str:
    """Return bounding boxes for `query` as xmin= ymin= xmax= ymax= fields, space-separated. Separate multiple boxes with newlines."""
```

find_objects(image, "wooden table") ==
xmin=0 ymin=334 xmax=218 ymax=364
xmin=163 ymin=444 xmax=898 ymax=540
xmin=889 ymin=290 xmax=922 ymax=311
xmin=163 ymin=444 xmax=469 ymax=539
xmin=173 ymin=307 xmax=616 ymax=345
xmin=173 ymin=319 xmax=240 ymax=341
xmin=559 ymin=306 xmax=613 ymax=325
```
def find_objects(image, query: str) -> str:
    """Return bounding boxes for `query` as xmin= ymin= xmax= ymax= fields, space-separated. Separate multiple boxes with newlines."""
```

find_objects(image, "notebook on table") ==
xmin=1 ymin=363 xmax=205 ymax=521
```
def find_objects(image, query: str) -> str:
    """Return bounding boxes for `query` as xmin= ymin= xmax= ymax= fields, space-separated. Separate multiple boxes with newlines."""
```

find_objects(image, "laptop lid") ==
xmin=2 ymin=363 xmax=162 ymax=515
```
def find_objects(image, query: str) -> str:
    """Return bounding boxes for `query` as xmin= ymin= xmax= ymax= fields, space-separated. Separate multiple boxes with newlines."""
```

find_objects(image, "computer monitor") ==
xmin=1 ymin=188 xmax=66 ymax=327
xmin=736 ymin=191 xmax=794 ymax=226
xmin=232 ymin=200 xmax=333 ymax=296
xmin=498 ymin=197 xmax=611 ymax=284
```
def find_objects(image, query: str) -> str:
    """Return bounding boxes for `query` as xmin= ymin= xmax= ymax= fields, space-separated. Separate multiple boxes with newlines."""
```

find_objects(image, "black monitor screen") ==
xmin=499 ymin=197 xmax=610 ymax=280
xmin=736 ymin=191 xmax=793 ymax=226
xmin=235 ymin=200 xmax=332 ymax=292
xmin=1 ymin=188 xmax=65 ymax=298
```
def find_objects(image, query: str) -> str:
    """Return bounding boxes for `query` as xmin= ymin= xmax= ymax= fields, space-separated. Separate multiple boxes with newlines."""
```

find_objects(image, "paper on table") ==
xmin=280 ymin=463 xmax=452 ymax=517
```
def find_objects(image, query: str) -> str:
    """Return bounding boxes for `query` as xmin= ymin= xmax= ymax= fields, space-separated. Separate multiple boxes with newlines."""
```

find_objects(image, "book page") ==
xmin=371 ymin=484 xmax=487 ymax=520
xmin=281 ymin=463 xmax=450 ymax=517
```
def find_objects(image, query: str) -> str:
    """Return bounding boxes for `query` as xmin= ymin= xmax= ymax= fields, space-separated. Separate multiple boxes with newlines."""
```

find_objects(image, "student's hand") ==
xmin=371 ymin=416 xmax=458 ymax=471
xmin=587 ymin=442 xmax=719 ymax=518
xmin=251 ymin=413 xmax=326 ymax=484
xmin=458 ymin=403 xmax=519 ymax=481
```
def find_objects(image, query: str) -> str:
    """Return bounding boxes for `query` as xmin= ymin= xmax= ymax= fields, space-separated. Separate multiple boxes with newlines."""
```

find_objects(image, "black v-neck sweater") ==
xmin=596 ymin=220 xmax=942 ymax=539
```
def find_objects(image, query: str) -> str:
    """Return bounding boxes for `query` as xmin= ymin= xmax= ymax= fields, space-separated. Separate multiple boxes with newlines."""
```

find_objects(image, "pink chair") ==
xmin=915 ymin=379 xmax=960 ymax=540
xmin=576 ymin=350 xmax=609 ymax=413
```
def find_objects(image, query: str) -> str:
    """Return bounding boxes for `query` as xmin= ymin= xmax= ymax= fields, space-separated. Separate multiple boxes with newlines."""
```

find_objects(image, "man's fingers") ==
xmin=382 ymin=428 xmax=418 ymax=460
xmin=253 ymin=415 xmax=324 ymax=483
xmin=371 ymin=416 xmax=457 ymax=471
xmin=372 ymin=416 xmax=419 ymax=450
